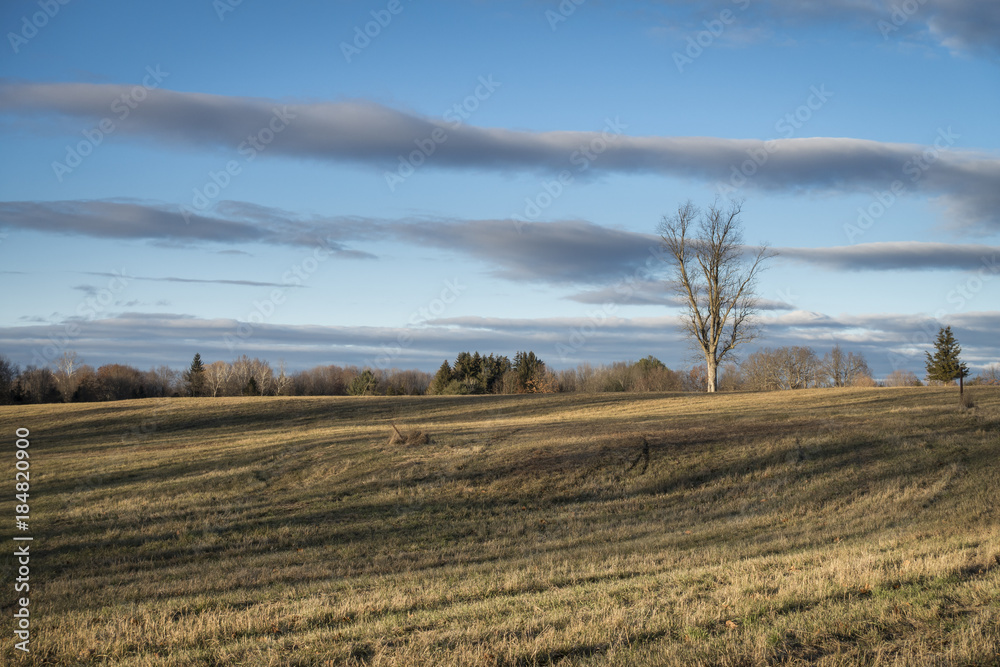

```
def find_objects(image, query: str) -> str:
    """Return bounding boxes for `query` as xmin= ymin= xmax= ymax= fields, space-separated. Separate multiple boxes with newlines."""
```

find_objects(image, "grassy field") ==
xmin=1 ymin=387 xmax=999 ymax=666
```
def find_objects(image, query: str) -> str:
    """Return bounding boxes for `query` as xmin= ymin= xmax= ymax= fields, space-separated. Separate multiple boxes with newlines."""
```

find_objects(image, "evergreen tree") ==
xmin=429 ymin=361 xmax=453 ymax=395
xmin=184 ymin=353 xmax=206 ymax=397
xmin=925 ymin=326 xmax=969 ymax=394
xmin=453 ymin=352 xmax=476 ymax=382
xmin=513 ymin=351 xmax=546 ymax=392
xmin=348 ymin=369 xmax=379 ymax=396
xmin=480 ymin=354 xmax=512 ymax=394
xmin=633 ymin=355 xmax=666 ymax=375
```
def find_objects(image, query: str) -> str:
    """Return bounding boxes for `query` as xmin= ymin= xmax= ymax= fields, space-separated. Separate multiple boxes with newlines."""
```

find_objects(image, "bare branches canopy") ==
xmin=658 ymin=200 xmax=775 ymax=392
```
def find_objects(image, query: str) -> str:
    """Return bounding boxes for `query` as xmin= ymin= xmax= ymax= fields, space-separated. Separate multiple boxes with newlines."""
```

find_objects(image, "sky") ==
xmin=0 ymin=0 xmax=998 ymax=378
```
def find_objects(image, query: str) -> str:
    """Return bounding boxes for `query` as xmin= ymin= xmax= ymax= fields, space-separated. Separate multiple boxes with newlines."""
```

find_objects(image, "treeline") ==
xmin=427 ymin=351 xmax=555 ymax=394
xmin=1 ymin=347 xmax=997 ymax=405
xmin=0 ymin=352 xmax=433 ymax=404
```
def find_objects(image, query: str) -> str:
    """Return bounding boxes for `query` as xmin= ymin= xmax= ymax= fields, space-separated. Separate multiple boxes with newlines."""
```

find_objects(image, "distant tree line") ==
xmin=1 ymin=345 xmax=996 ymax=405
xmin=428 ymin=351 xmax=555 ymax=395
xmin=0 ymin=352 xmax=433 ymax=404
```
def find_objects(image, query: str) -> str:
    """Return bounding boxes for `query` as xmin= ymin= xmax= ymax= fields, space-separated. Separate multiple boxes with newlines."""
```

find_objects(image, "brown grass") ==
xmin=1 ymin=387 xmax=998 ymax=665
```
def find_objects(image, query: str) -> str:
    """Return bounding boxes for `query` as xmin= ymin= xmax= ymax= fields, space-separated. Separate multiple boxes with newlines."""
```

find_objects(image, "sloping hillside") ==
xmin=1 ymin=387 xmax=998 ymax=665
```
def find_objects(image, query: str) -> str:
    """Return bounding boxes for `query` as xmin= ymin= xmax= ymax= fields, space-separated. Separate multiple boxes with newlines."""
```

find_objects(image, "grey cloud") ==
xmin=389 ymin=218 xmax=665 ymax=285
xmin=566 ymin=280 xmax=796 ymax=310
xmin=6 ymin=310 xmax=996 ymax=377
xmin=0 ymin=199 xmax=266 ymax=243
xmin=778 ymin=242 xmax=1000 ymax=272
xmin=0 ymin=199 xmax=377 ymax=258
xmin=760 ymin=310 xmax=1000 ymax=370
xmin=392 ymin=219 xmax=1000 ymax=282
xmin=924 ymin=0 xmax=1000 ymax=54
xmin=5 ymin=199 xmax=1000 ymax=283
xmin=2 ymin=83 xmax=999 ymax=232
xmin=648 ymin=0 xmax=1000 ymax=55
xmin=82 ymin=271 xmax=306 ymax=289
xmin=567 ymin=281 xmax=682 ymax=306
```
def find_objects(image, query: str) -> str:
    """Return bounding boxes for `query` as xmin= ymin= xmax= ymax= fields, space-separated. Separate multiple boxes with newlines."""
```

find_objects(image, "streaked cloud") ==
xmin=1 ymin=310 xmax=996 ymax=376
xmin=390 ymin=218 xmax=664 ymax=284
xmin=0 ymin=199 xmax=376 ymax=258
xmin=647 ymin=0 xmax=1000 ymax=56
xmin=4 ymin=200 xmax=999 ymax=283
xmin=2 ymin=83 xmax=999 ymax=232
xmin=82 ymin=271 xmax=306 ymax=289
xmin=778 ymin=242 xmax=1000 ymax=272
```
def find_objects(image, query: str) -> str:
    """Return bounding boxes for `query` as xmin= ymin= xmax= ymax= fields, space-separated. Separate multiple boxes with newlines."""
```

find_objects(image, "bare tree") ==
xmin=773 ymin=346 xmax=820 ymax=390
xmin=884 ymin=369 xmax=921 ymax=387
xmin=820 ymin=345 xmax=871 ymax=387
xmin=740 ymin=346 xmax=813 ymax=391
xmin=971 ymin=362 xmax=999 ymax=386
xmin=249 ymin=358 xmax=273 ymax=396
xmin=659 ymin=200 xmax=775 ymax=392
xmin=274 ymin=361 xmax=292 ymax=396
xmin=203 ymin=361 xmax=231 ymax=397
xmin=54 ymin=351 xmax=81 ymax=401
xmin=147 ymin=365 xmax=180 ymax=397
xmin=229 ymin=355 xmax=253 ymax=395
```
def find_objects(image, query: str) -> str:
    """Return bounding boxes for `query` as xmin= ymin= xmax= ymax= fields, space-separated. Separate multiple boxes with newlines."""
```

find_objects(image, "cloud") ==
xmin=566 ymin=280 xmax=797 ymax=310
xmin=648 ymin=0 xmax=1000 ymax=56
xmin=760 ymin=309 xmax=1000 ymax=368
xmin=82 ymin=271 xmax=306 ymax=289
xmin=389 ymin=218 xmax=665 ymax=284
xmin=777 ymin=242 xmax=1000 ymax=272
xmin=0 ymin=199 xmax=377 ymax=258
xmin=2 ymin=310 xmax=996 ymax=377
xmin=2 ymin=83 xmax=999 ymax=232
xmin=5 ymin=200 xmax=999 ymax=284
xmin=567 ymin=281 xmax=682 ymax=306
xmin=924 ymin=0 xmax=1000 ymax=55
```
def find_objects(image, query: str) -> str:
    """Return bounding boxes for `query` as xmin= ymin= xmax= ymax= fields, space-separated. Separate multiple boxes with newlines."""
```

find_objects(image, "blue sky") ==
xmin=0 ymin=0 xmax=998 ymax=377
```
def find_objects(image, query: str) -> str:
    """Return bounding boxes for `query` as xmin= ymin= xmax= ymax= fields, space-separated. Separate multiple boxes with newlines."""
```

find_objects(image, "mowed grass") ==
xmin=1 ymin=387 xmax=999 ymax=666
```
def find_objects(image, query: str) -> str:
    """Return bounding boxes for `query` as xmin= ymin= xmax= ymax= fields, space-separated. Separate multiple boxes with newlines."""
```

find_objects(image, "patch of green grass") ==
xmin=1 ymin=387 xmax=999 ymax=665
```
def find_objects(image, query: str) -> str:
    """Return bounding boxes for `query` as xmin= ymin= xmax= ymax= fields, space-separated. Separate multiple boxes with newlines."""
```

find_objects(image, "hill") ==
xmin=1 ymin=387 xmax=998 ymax=665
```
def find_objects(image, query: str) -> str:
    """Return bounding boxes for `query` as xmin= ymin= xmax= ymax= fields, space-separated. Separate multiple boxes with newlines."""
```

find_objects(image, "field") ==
xmin=1 ymin=387 xmax=999 ymax=665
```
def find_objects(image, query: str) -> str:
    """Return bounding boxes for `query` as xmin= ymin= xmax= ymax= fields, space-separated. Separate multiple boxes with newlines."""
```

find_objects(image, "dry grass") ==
xmin=1 ymin=387 xmax=998 ymax=665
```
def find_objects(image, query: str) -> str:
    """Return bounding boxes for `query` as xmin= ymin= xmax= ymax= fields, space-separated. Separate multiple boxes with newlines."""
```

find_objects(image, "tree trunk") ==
xmin=706 ymin=356 xmax=718 ymax=393
xmin=959 ymin=374 xmax=964 ymax=396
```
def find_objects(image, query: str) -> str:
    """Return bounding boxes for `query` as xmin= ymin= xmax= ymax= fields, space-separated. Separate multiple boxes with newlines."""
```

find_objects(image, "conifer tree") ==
xmin=925 ymin=326 xmax=969 ymax=395
xmin=429 ymin=360 xmax=453 ymax=395
xmin=185 ymin=353 xmax=206 ymax=397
